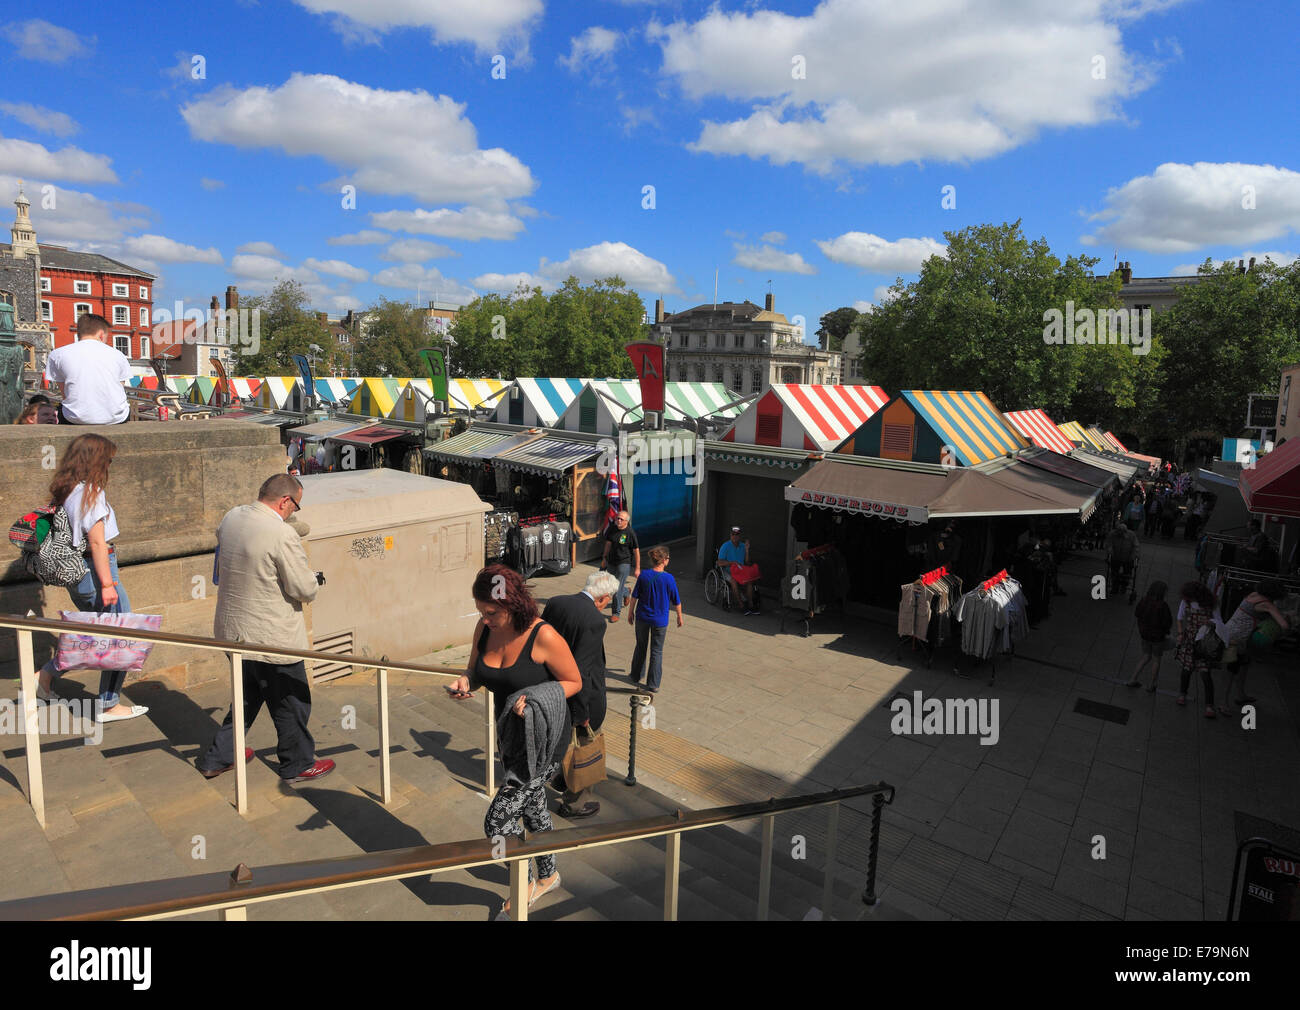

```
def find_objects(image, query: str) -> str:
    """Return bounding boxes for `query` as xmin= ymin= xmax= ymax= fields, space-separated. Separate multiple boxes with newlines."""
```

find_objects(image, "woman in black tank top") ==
xmin=447 ymin=566 xmax=581 ymax=918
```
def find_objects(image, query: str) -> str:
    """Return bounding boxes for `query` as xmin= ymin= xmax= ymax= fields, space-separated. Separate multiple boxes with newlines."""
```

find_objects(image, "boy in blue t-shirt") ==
xmin=627 ymin=545 xmax=684 ymax=692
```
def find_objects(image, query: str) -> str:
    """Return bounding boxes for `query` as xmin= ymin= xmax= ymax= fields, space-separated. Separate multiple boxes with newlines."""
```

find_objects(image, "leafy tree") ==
xmin=354 ymin=297 xmax=432 ymax=376
xmin=1149 ymin=258 xmax=1300 ymax=448
xmin=231 ymin=279 xmax=332 ymax=374
xmin=856 ymin=221 xmax=1144 ymax=425
xmin=447 ymin=276 xmax=643 ymax=379
xmin=818 ymin=306 xmax=860 ymax=351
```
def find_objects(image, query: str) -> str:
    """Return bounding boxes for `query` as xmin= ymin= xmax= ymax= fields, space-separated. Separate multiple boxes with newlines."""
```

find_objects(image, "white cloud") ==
xmin=121 ymin=234 xmax=223 ymax=264
xmin=1081 ymin=162 xmax=1300 ymax=253
xmin=199 ymin=177 xmax=225 ymax=191
xmin=561 ymin=26 xmax=622 ymax=74
xmin=0 ymin=135 xmax=117 ymax=184
xmin=875 ymin=284 xmax=899 ymax=303
xmin=852 ymin=299 xmax=872 ymax=312
xmin=733 ymin=243 xmax=816 ymax=275
xmin=540 ymin=241 xmax=679 ymax=293
xmin=328 ymin=229 xmax=390 ymax=245
xmin=372 ymin=263 xmax=477 ymax=303
xmin=760 ymin=230 xmax=786 ymax=244
xmin=381 ymin=238 xmax=457 ymax=262
xmin=303 ymin=256 xmax=370 ymax=282
xmin=180 ymin=74 xmax=535 ymax=207
xmin=1 ymin=19 xmax=94 ymax=63
xmin=291 ymin=0 xmax=542 ymax=53
xmin=370 ymin=206 xmax=524 ymax=241
xmin=0 ymin=101 xmax=78 ymax=138
xmin=237 ymin=240 xmax=285 ymax=258
xmin=652 ymin=0 xmax=1185 ymax=172
xmin=231 ymin=253 xmax=319 ymax=285
xmin=816 ymin=232 xmax=946 ymax=273
xmin=471 ymin=271 xmax=547 ymax=292
xmin=0 ymin=177 xmax=147 ymax=243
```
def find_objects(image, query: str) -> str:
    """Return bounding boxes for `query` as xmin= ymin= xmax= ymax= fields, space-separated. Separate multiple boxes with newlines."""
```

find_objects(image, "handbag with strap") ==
xmin=55 ymin=609 xmax=163 ymax=673
xmin=561 ymin=725 xmax=606 ymax=793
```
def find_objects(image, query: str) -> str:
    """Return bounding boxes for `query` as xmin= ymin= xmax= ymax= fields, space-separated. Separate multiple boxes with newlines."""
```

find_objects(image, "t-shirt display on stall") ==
xmin=539 ymin=521 xmax=573 ymax=574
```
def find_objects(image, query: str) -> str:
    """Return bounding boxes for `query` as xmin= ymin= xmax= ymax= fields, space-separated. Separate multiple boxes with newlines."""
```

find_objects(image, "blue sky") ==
xmin=2 ymin=0 xmax=1297 ymax=338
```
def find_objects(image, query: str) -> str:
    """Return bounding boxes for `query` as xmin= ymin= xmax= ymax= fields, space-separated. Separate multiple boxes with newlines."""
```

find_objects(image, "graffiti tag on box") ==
xmin=350 ymin=535 xmax=386 ymax=560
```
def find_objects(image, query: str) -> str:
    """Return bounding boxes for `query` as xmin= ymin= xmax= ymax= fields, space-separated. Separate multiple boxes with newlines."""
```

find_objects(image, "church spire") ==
xmin=10 ymin=180 xmax=38 ymax=258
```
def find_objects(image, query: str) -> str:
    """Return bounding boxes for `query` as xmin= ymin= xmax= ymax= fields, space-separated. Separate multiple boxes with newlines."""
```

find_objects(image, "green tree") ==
xmin=856 ymin=221 xmax=1144 ymax=425
xmin=354 ymin=297 xmax=431 ymax=376
xmin=1149 ymin=258 xmax=1300 ymax=448
xmin=447 ymin=277 xmax=643 ymax=379
xmin=232 ymin=279 xmax=331 ymax=374
xmin=818 ymin=306 xmax=860 ymax=352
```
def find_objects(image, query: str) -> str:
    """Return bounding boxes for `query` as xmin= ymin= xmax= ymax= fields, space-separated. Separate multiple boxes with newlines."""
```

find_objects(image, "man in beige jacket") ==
xmin=196 ymin=474 xmax=335 ymax=783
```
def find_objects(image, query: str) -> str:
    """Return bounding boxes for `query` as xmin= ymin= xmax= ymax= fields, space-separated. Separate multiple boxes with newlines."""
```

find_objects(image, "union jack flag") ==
xmin=604 ymin=454 xmax=622 ymax=531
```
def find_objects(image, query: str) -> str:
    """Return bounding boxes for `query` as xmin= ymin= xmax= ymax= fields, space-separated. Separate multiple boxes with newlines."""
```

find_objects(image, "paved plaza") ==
xmin=1 ymin=531 xmax=1296 ymax=920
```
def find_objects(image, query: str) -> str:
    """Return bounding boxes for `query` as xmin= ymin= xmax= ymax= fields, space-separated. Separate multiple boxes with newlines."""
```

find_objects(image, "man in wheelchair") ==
xmin=717 ymin=525 xmax=761 ymax=616
xmin=1106 ymin=520 xmax=1139 ymax=594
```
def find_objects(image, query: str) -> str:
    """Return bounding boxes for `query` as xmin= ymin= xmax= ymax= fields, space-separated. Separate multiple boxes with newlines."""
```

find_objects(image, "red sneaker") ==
xmin=200 ymin=747 xmax=254 ymax=779
xmin=288 ymin=758 xmax=335 ymax=784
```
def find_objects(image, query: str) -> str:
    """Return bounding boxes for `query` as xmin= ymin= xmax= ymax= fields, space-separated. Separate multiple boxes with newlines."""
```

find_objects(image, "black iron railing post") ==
xmin=626 ymin=694 xmax=642 ymax=786
xmin=861 ymin=791 xmax=886 ymax=906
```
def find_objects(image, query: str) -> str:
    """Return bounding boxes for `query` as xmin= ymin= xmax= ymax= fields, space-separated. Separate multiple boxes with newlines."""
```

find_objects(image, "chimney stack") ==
xmin=764 ymin=292 xmax=774 ymax=311
xmin=316 ymin=311 xmax=327 ymax=324
xmin=1249 ymin=257 xmax=1256 ymax=271
xmin=654 ymin=298 xmax=664 ymax=324
xmin=225 ymin=285 xmax=238 ymax=311
xmin=1119 ymin=261 xmax=1132 ymax=284
xmin=209 ymin=295 xmax=219 ymax=313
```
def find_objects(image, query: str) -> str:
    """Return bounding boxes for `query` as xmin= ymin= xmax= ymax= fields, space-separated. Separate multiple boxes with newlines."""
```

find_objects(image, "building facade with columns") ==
xmin=0 ymin=186 xmax=52 ymax=374
xmin=653 ymin=294 xmax=842 ymax=398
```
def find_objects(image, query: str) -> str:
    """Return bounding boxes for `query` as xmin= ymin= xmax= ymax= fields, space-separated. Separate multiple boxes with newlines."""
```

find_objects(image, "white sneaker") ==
xmin=97 ymin=704 xmax=149 ymax=723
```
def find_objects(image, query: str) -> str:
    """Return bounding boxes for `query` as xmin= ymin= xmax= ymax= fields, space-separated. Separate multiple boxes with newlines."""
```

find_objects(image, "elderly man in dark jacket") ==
xmin=541 ymin=571 xmax=617 ymax=817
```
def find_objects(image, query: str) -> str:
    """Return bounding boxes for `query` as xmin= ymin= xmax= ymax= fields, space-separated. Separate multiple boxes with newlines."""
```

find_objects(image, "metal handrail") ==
xmin=0 ymin=783 xmax=895 ymax=922
xmin=0 ymin=613 xmax=494 ymax=828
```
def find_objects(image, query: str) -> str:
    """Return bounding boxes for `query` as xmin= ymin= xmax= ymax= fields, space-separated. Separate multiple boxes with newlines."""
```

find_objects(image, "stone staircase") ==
xmin=0 ymin=669 xmax=882 ymax=921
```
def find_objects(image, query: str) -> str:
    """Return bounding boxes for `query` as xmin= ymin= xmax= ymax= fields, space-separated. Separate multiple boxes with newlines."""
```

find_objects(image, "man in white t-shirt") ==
xmin=44 ymin=313 xmax=132 ymax=425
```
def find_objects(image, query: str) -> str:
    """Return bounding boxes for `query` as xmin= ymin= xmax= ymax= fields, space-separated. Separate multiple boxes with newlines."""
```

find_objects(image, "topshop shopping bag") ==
xmin=55 ymin=610 xmax=163 ymax=673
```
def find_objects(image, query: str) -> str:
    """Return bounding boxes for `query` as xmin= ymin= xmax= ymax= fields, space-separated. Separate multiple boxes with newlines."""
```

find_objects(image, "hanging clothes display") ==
xmin=898 ymin=566 xmax=964 ymax=650
xmin=953 ymin=571 xmax=1030 ymax=660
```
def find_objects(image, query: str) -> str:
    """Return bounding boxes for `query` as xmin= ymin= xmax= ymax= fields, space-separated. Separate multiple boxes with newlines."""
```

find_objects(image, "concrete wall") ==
xmin=0 ymin=420 xmax=289 ymax=689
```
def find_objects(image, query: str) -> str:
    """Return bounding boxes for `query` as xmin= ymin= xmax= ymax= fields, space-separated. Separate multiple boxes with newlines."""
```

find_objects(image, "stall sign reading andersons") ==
xmin=784 ymin=488 xmax=928 ymax=524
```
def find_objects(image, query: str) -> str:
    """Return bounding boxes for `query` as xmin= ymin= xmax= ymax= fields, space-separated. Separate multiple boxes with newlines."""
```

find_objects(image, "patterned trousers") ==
xmin=484 ymin=761 xmax=560 ymax=883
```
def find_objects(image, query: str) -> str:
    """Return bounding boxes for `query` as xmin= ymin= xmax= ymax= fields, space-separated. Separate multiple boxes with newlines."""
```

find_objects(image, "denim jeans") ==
xmin=610 ymin=563 xmax=633 ymax=616
xmin=42 ymin=551 xmax=132 ymax=709
xmin=630 ymin=621 xmax=668 ymax=691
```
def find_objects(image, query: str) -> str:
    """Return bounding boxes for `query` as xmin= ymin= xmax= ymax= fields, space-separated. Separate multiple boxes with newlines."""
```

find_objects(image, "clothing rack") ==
xmin=981 ymin=569 xmax=1009 ymax=591
xmin=955 ymin=569 xmax=1024 ymax=684
xmin=518 ymin=512 xmax=561 ymax=527
xmin=894 ymin=565 xmax=963 ymax=669
xmin=781 ymin=543 xmax=848 ymax=637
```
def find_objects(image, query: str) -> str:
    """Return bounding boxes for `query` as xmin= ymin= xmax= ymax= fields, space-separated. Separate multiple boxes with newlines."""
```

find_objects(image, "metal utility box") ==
xmin=298 ymin=470 xmax=489 ymax=679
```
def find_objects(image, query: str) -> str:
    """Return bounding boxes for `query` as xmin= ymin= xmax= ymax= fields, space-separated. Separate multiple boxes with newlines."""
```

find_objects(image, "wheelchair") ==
xmin=1108 ymin=552 xmax=1139 ymax=603
xmin=704 ymin=551 xmax=737 ymax=610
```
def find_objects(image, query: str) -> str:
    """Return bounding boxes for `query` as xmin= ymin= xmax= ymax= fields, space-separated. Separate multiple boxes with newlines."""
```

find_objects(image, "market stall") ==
xmin=347 ymin=377 xmax=404 ymax=418
xmin=1004 ymin=408 xmax=1077 ymax=455
xmin=555 ymin=379 xmax=747 ymax=437
xmin=257 ymin=376 xmax=306 ymax=410
xmin=720 ymin=383 xmax=889 ymax=451
xmin=836 ymin=390 xmax=1028 ymax=465
xmin=491 ymin=378 xmax=589 ymax=428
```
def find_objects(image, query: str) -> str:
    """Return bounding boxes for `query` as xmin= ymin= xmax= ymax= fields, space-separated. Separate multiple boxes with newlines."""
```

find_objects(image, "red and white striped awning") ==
xmin=722 ymin=384 xmax=889 ymax=452
xmin=1004 ymin=409 xmax=1075 ymax=455
xmin=1104 ymin=430 xmax=1129 ymax=452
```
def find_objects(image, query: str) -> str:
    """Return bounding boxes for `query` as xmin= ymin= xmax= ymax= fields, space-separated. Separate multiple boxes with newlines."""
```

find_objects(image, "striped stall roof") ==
xmin=449 ymin=378 xmax=509 ymax=412
xmin=494 ymin=436 xmax=603 ymax=477
xmin=1104 ymin=430 xmax=1128 ymax=452
xmin=257 ymin=376 xmax=301 ymax=409
xmin=1004 ymin=408 xmax=1075 ymax=455
xmin=187 ymin=376 xmax=217 ymax=404
xmin=228 ymin=377 xmax=261 ymax=401
xmin=1084 ymin=426 xmax=1116 ymax=452
xmin=501 ymin=378 xmax=589 ymax=427
xmin=900 ymin=391 xmax=1028 ymax=465
xmin=1056 ymin=420 xmax=1088 ymax=448
xmin=426 ymin=427 xmax=519 ymax=464
xmin=313 ymin=377 xmax=358 ymax=405
xmin=347 ymin=377 xmax=402 ymax=417
xmin=723 ymin=384 xmax=889 ymax=451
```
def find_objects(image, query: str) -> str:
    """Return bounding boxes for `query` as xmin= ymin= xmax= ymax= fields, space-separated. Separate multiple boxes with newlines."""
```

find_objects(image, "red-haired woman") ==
xmin=447 ymin=564 xmax=581 ymax=918
xmin=36 ymin=434 xmax=149 ymax=724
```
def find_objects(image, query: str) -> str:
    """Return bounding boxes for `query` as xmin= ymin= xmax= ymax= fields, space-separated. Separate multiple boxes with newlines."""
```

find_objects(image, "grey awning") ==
xmin=494 ymin=437 xmax=603 ymax=477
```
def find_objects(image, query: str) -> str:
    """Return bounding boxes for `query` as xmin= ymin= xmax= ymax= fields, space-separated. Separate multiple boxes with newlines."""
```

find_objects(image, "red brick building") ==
xmin=38 ymin=245 xmax=155 ymax=357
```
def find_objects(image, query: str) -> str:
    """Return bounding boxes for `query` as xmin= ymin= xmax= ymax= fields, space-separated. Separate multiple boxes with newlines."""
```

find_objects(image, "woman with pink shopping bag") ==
xmin=35 ymin=434 xmax=150 ymax=724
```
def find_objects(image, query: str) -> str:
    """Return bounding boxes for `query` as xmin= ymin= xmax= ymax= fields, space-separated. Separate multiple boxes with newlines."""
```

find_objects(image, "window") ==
xmin=74 ymin=280 xmax=91 ymax=295
xmin=112 ymin=283 xmax=128 ymax=297
xmin=751 ymin=369 xmax=762 ymax=393
xmin=712 ymin=364 xmax=723 ymax=383
xmin=139 ymin=286 xmax=148 ymax=300
xmin=113 ymin=305 xmax=129 ymax=325
xmin=694 ymin=364 xmax=705 ymax=382
xmin=140 ymin=307 xmax=149 ymax=327
xmin=140 ymin=336 xmax=150 ymax=358
xmin=731 ymin=369 xmax=743 ymax=393
xmin=114 ymin=335 xmax=130 ymax=356
xmin=714 ymin=332 xmax=724 ymax=348
xmin=733 ymin=332 xmax=744 ymax=348
xmin=41 ymin=300 xmax=53 ymax=321
xmin=678 ymin=366 xmax=688 ymax=381
xmin=74 ymin=302 xmax=91 ymax=319
xmin=40 ymin=277 xmax=50 ymax=292
xmin=680 ymin=333 xmax=689 ymax=349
